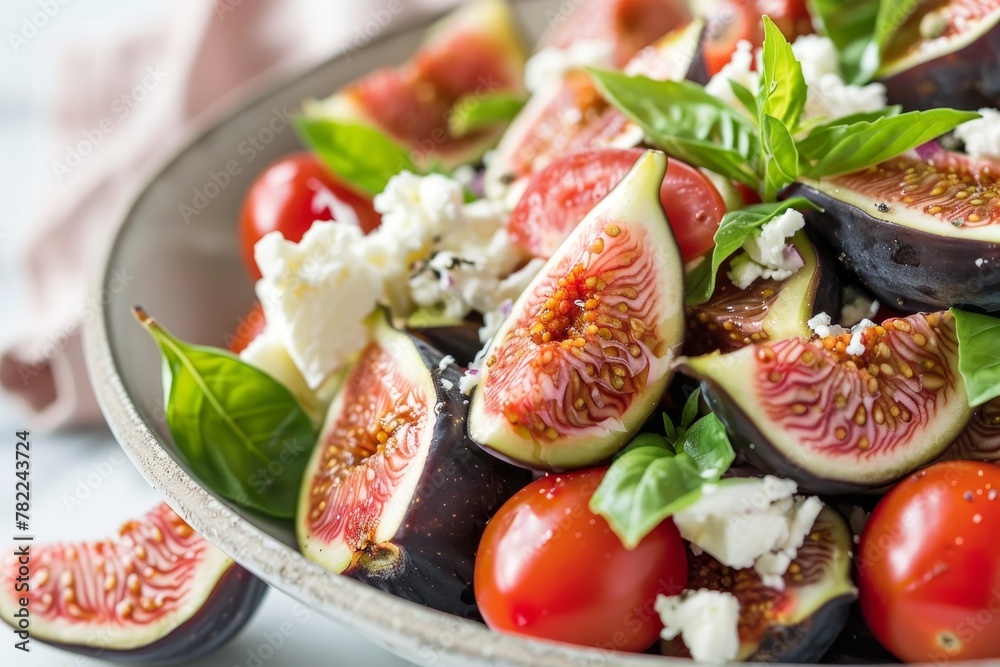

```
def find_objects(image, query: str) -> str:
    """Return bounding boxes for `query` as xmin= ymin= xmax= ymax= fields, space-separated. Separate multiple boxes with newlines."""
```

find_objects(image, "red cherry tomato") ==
xmin=475 ymin=467 xmax=688 ymax=652
xmin=508 ymin=149 xmax=726 ymax=262
xmin=238 ymin=153 xmax=381 ymax=279
xmin=702 ymin=0 xmax=811 ymax=76
xmin=858 ymin=461 xmax=1000 ymax=663
xmin=225 ymin=302 xmax=266 ymax=354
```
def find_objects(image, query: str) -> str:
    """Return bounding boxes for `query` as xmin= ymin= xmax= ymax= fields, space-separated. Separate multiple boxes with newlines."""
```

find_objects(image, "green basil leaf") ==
xmin=686 ymin=198 xmax=818 ymax=305
xmin=951 ymin=308 xmax=1000 ymax=407
xmin=798 ymin=105 xmax=903 ymax=136
xmin=761 ymin=113 xmax=801 ymax=201
xmin=799 ymin=109 xmax=981 ymax=178
xmin=135 ymin=308 xmax=316 ymax=518
xmin=680 ymin=389 xmax=701 ymax=432
xmin=729 ymin=80 xmax=759 ymax=119
xmin=591 ymin=410 xmax=735 ymax=549
xmin=662 ymin=413 xmax=678 ymax=444
xmin=676 ymin=414 xmax=736 ymax=479
xmin=589 ymin=69 xmax=761 ymax=188
xmin=448 ymin=91 xmax=526 ymax=137
xmin=757 ymin=16 xmax=808 ymax=132
xmin=590 ymin=445 xmax=710 ymax=549
xmin=807 ymin=0 xmax=879 ymax=83
xmin=295 ymin=116 xmax=416 ymax=197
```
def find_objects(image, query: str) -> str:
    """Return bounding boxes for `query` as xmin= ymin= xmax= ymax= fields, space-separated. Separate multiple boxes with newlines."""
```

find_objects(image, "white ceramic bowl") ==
xmin=80 ymin=2 xmax=900 ymax=666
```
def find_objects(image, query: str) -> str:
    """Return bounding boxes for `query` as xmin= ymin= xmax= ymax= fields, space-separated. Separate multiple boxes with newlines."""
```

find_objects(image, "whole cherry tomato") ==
xmin=475 ymin=467 xmax=688 ymax=652
xmin=859 ymin=461 xmax=1000 ymax=663
xmin=239 ymin=153 xmax=380 ymax=279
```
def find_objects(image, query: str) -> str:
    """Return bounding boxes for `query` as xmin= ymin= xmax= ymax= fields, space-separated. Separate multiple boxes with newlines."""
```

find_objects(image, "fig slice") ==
xmin=661 ymin=506 xmax=857 ymax=662
xmin=684 ymin=232 xmax=839 ymax=356
xmin=304 ymin=0 xmax=526 ymax=170
xmin=0 ymin=503 xmax=266 ymax=663
xmin=684 ymin=311 xmax=973 ymax=494
xmin=787 ymin=150 xmax=1000 ymax=311
xmin=468 ymin=150 xmax=685 ymax=469
xmin=878 ymin=0 xmax=1000 ymax=111
xmin=297 ymin=310 xmax=529 ymax=617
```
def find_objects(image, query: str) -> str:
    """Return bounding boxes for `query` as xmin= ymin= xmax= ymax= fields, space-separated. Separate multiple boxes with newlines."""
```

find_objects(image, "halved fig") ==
xmin=484 ymin=17 xmax=702 ymax=201
xmin=305 ymin=0 xmax=526 ymax=170
xmin=787 ymin=150 xmax=1000 ymax=312
xmin=684 ymin=232 xmax=839 ymax=356
xmin=538 ymin=0 xmax=692 ymax=68
xmin=0 ymin=503 xmax=266 ymax=663
xmin=939 ymin=397 xmax=1000 ymax=462
xmin=508 ymin=147 xmax=726 ymax=262
xmin=297 ymin=310 xmax=530 ymax=617
xmin=877 ymin=0 xmax=1000 ymax=110
xmin=468 ymin=151 xmax=685 ymax=469
xmin=684 ymin=311 xmax=973 ymax=494
xmin=661 ymin=506 xmax=856 ymax=662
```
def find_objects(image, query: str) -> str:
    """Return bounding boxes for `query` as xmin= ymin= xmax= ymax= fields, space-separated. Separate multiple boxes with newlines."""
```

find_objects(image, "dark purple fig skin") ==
xmin=785 ymin=182 xmax=1000 ymax=312
xmin=879 ymin=18 xmax=1000 ymax=111
xmin=407 ymin=321 xmax=484 ymax=367
xmin=49 ymin=564 xmax=267 ymax=666
xmin=345 ymin=331 xmax=531 ymax=620
xmin=698 ymin=378 xmax=874 ymax=495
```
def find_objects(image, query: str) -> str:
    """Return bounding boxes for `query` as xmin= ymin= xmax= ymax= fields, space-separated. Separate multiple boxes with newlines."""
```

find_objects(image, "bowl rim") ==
xmin=79 ymin=3 xmax=967 ymax=666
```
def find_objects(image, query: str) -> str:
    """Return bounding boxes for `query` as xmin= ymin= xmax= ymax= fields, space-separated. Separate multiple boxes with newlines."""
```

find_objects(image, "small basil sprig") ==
xmin=295 ymin=117 xmax=417 ymax=197
xmin=685 ymin=198 xmax=818 ymax=306
xmin=951 ymin=308 xmax=1000 ymax=408
xmin=590 ymin=390 xmax=736 ymax=549
xmin=134 ymin=307 xmax=316 ymax=519
xmin=590 ymin=15 xmax=980 ymax=202
xmin=448 ymin=91 xmax=525 ymax=137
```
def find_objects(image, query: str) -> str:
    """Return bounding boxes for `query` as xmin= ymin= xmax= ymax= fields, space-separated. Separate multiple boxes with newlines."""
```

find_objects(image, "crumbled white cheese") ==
xmin=239 ymin=324 xmax=327 ymax=423
xmin=438 ymin=355 xmax=456 ymax=371
xmin=671 ymin=476 xmax=824 ymax=591
xmin=954 ymin=108 xmax=1000 ymax=159
xmin=656 ymin=589 xmax=741 ymax=663
xmin=845 ymin=318 xmax=877 ymax=357
xmin=524 ymin=39 xmax=615 ymax=93
xmin=367 ymin=171 xmax=528 ymax=319
xmin=705 ymin=40 xmax=759 ymax=115
xmin=807 ymin=312 xmax=848 ymax=338
xmin=727 ymin=209 xmax=806 ymax=289
xmin=254 ymin=223 xmax=382 ymax=389
xmin=439 ymin=377 xmax=455 ymax=392
xmin=977 ymin=257 xmax=989 ymax=267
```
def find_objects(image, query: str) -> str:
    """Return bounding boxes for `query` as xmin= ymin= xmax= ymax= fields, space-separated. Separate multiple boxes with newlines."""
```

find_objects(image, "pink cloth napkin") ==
xmin=0 ymin=0 xmax=454 ymax=430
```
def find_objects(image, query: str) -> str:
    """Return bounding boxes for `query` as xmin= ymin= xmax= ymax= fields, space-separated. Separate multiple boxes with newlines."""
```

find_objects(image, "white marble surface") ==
xmin=0 ymin=2 xmax=411 ymax=665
